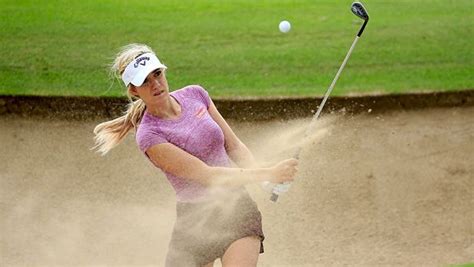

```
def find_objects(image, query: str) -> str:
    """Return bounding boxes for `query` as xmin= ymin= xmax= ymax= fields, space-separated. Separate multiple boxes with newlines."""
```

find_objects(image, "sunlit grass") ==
xmin=0 ymin=0 xmax=472 ymax=97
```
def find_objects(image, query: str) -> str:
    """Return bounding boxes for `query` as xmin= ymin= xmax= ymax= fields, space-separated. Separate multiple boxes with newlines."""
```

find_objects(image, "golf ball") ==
xmin=279 ymin=20 xmax=291 ymax=33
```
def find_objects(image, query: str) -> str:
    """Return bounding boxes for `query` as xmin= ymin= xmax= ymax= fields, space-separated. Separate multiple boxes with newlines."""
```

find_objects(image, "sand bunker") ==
xmin=1 ymin=106 xmax=473 ymax=266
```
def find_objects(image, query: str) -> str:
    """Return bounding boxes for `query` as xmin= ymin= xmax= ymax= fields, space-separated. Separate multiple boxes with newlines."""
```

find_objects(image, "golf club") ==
xmin=271 ymin=2 xmax=370 ymax=202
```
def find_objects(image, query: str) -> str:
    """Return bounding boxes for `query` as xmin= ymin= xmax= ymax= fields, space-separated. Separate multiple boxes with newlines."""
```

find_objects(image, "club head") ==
xmin=351 ymin=2 xmax=369 ymax=21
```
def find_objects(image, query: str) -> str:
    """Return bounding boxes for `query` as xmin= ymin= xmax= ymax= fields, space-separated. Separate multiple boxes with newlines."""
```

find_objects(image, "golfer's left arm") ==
xmin=209 ymin=101 xmax=293 ymax=194
xmin=208 ymin=101 xmax=258 ymax=168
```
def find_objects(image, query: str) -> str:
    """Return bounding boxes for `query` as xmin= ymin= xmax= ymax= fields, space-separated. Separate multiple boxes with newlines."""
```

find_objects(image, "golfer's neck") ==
xmin=147 ymin=96 xmax=181 ymax=119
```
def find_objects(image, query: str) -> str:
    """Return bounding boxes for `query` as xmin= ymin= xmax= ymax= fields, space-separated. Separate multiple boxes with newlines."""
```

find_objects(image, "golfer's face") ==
xmin=136 ymin=69 xmax=169 ymax=100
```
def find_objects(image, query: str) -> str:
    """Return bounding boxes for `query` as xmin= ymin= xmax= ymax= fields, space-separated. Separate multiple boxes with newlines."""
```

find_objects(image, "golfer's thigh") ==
xmin=221 ymin=236 xmax=260 ymax=267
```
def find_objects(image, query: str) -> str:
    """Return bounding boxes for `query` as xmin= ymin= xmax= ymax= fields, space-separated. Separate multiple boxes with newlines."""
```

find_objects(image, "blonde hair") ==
xmin=93 ymin=44 xmax=154 ymax=155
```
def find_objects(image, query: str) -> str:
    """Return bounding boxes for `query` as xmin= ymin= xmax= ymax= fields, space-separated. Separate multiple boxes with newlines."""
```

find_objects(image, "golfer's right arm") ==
xmin=146 ymin=143 xmax=298 ymax=187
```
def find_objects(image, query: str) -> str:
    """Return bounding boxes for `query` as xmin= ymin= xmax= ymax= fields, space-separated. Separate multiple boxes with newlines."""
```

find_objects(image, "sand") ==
xmin=1 ymin=106 xmax=473 ymax=266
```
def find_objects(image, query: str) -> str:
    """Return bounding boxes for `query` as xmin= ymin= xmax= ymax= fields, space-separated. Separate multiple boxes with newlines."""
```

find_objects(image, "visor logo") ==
xmin=134 ymin=56 xmax=150 ymax=68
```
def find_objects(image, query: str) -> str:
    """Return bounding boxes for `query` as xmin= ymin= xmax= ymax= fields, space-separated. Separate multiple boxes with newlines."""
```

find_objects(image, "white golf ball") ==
xmin=279 ymin=20 xmax=291 ymax=33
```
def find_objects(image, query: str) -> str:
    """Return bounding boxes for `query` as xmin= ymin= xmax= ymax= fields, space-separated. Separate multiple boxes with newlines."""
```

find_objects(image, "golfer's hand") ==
xmin=269 ymin=158 xmax=299 ymax=184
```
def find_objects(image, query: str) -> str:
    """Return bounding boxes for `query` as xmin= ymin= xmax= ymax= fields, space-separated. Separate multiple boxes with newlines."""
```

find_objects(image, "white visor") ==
xmin=121 ymin=52 xmax=167 ymax=86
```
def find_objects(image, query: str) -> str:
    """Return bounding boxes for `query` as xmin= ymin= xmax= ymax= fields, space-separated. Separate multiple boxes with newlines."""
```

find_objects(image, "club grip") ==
xmin=270 ymin=193 xmax=279 ymax=202
xmin=270 ymin=152 xmax=300 ymax=202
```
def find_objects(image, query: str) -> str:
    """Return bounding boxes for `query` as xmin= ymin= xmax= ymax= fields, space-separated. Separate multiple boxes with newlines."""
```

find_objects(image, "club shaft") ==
xmin=271 ymin=36 xmax=361 ymax=202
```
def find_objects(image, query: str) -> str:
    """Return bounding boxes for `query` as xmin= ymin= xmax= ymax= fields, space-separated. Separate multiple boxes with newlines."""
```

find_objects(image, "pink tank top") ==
xmin=136 ymin=85 xmax=231 ymax=202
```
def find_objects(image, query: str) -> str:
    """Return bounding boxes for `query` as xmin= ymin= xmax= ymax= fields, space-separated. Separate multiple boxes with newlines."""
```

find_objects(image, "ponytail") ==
xmin=93 ymin=43 xmax=154 ymax=155
xmin=93 ymin=98 xmax=146 ymax=155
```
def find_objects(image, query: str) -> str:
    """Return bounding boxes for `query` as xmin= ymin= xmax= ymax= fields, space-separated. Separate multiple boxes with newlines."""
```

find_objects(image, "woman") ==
xmin=93 ymin=44 xmax=298 ymax=267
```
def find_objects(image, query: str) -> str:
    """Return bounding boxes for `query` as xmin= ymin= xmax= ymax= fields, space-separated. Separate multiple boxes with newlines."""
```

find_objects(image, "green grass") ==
xmin=448 ymin=263 xmax=474 ymax=267
xmin=0 ymin=0 xmax=473 ymax=97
